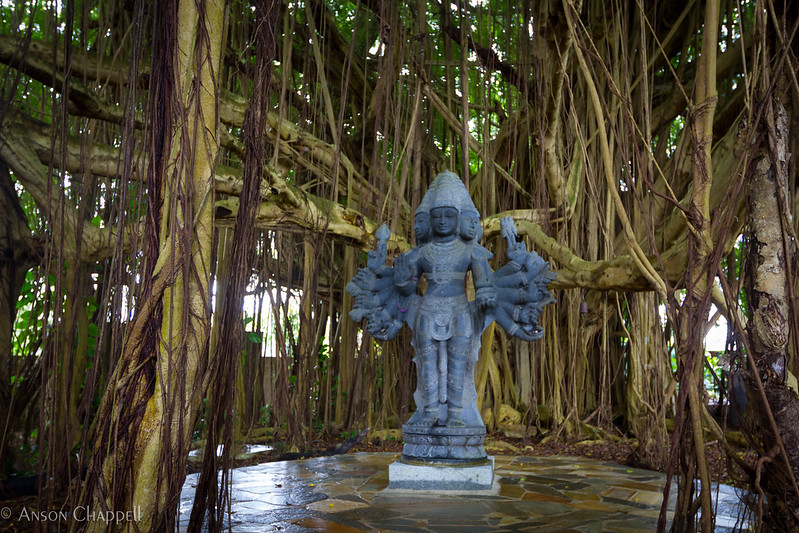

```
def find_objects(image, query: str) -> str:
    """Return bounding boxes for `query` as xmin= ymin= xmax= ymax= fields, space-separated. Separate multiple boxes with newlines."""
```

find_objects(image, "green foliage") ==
xmin=375 ymin=361 xmax=383 ymax=391
xmin=317 ymin=341 xmax=329 ymax=378
xmin=667 ymin=115 xmax=685 ymax=157
xmin=668 ymin=343 xmax=677 ymax=375
xmin=340 ymin=429 xmax=359 ymax=440
xmin=311 ymin=415 xmax=324 ymax=433
xmin=704 ymin=351 xmax=721 ymax=400
xmin=13 ymin=270 xmax=45 ymax=359
xmin=722 ymin=236 xmax=748 ymax=317
xmin=259 ymin=404 xmax=272 ymax=426
xmin=1 ymin=0 xmax=101 ymax=46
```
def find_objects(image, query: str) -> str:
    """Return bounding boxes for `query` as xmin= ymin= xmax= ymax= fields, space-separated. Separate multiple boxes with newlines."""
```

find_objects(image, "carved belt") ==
xmin=417 ymin=295 xmax=472 ymax=341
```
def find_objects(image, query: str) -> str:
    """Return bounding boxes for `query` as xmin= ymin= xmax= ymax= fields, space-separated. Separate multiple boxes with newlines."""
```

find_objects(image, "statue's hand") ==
xmin=356 ymin=293 xmax=379 ymax=309
xmin=500 ymin=217 xmax=517 ymax=240
xmin=352 ymin=268 xmax=374 ymax=287
xmin=367 ymin=224 xmax=391 ymax=271
xmin=367 ymin=249 xmax=384 ymax=271
xmin=507 ymin=242 xmax=528 ymax=265
xmin=519 ymin=303 xmax=539 ymax=325
xmin=519 ymin=327 xmax=544 ymax=341
xmin=475 ymin=286 xmax=497 ymax=311
xmin=511 ymin=327 xmax=536 ymax=342
xmin=500 ymin=217 xmax=519 ymax=249
xmin=365 ymin=308 xmax=402 ymax=340
xmin=393 ymin=253 xmax=414 ymax=288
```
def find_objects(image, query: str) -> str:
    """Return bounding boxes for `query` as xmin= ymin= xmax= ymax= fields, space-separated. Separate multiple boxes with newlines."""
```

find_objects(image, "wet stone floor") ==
xmin=178 ymin=453 xmax=751 ymax=532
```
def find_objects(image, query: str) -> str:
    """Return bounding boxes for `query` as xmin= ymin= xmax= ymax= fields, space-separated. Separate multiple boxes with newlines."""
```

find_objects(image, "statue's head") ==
xmin=459 ymin=210 xmax=482 ymax=242
xmin=418 ymin=170 xmax=480 ymax=241
xmin=414 ymin=211 xmax=430 ymax=244
xmin=430 ymin=207 xmax=459 ymax=238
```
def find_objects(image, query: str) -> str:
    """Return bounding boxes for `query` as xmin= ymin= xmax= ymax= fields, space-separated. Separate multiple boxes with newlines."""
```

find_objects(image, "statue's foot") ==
xmin=413 ymin=411 xmax=438 ymax=428
xmin=447 ymin=409 xmax=466 ymax=428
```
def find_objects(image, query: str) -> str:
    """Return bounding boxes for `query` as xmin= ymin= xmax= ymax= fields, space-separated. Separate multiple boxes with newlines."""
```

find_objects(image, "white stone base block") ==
xmin=387 ymin=457 xmax=495 ymax=491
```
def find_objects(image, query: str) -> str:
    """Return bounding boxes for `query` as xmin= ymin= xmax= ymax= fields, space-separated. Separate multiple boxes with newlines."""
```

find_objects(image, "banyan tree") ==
xmin=1 ymin=0 xmax=798 ymax=531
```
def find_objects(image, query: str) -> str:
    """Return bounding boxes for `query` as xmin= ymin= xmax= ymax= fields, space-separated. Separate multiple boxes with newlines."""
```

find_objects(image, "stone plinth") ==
xmin=388 ymin=456 xmax=494 ymax=491
xmin=400 ymin=424 xmax=487 ymax=463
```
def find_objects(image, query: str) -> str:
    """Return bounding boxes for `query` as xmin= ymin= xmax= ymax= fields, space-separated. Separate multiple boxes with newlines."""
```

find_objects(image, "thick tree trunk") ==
xmin=743 ymin=103 xmax=799 ymax=530
xmin=78 ymin=0 xmax=226 ymax=530
xmin=127 ymin=0 xmax=225 ymax=526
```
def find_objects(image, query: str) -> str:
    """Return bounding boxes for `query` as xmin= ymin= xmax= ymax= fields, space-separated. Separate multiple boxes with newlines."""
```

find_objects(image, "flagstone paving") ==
xmin=178 ymin=453 xmax=752 ymax=532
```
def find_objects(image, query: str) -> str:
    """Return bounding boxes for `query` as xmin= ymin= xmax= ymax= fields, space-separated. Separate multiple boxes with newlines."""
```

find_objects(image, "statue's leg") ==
xmin=437 ymin=340 xmax=447 ymax=424
xmin=446 ymin=335 xmax=470 ymax=428
xmin=414 ymin=336 xmax=440 ymax=427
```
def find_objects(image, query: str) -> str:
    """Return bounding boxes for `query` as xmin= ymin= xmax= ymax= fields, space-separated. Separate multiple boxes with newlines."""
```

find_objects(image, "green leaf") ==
xmin=86 ymin=296 xmax=98 ymax=315
xmin=88 ymin=323 xmax=98 ymax=337
xmin=247 ymin=332 xmax=262 ymax=344
xmin=90 ymin=215 xmax=102 ymax=227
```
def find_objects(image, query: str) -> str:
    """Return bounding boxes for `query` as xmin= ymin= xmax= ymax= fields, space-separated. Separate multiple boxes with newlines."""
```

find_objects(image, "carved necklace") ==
xmin=423 ymin=239 xmax=465 ymax=285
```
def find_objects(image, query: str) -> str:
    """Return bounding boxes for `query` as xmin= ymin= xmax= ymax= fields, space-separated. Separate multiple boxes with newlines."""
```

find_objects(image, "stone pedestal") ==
xmin=388 ymin=456 xmax=495 ymax=491
xmin=400 ymin=424 xmax=487 ymax=463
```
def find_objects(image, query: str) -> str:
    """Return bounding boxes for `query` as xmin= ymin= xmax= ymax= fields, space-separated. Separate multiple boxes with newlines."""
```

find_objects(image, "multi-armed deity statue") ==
xmin=347 ymin=171 xmax=555 ymax=466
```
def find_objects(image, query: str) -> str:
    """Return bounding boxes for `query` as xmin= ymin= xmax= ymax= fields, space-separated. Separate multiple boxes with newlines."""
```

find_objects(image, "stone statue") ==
xmin=346 ymin=170 xmax=555 ymax=465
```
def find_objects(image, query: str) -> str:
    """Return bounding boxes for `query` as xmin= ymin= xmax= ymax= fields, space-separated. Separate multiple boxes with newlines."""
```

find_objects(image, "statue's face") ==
xmin=414 ymin=213 xmax=430 ymax=243
xmin=460 ymin=214 xmax=480 ymax=241
xmin=431 ymin=207 xmax=459 ymax=237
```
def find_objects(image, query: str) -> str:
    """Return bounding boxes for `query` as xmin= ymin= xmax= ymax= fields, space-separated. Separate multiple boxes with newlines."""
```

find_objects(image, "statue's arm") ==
xmin=393 ymin=249 xmax=420 ymax=296
xmin=494 ymin=271 xmax=529 ymax=288
xmin=493 ymin=261 xmax=523 ymax=278
xmin=370 ymin=272 xmax=396 ymax=292
xmin=367 ymin=223 xmax=392 ymax=272
xmin=492 ymin=303 xmax=537 ymax=342
xmin=471 ymin=252 xmax=497 ymax=310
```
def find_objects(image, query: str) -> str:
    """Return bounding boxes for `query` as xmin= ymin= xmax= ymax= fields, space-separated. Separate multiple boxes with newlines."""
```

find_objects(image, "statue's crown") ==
xmin=417 ymin=170 xmax=479 ymax=217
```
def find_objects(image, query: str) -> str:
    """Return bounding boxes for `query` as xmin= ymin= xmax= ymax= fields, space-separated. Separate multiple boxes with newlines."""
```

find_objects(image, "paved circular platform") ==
xmin=178 ymin=452 xmax=750 ymax=532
